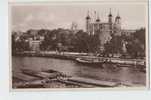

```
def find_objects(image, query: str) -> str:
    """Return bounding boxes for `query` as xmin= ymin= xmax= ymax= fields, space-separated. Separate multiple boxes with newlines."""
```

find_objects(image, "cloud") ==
xmin=25 ymin=14 xmax=33 ymax=22
xmin=36 ymin=12 xmax=56 ymax=22
xmin=11 ymin=3 xmax=146 ymax=32
xmin=13 ymin=12 xmax=58 ymax=31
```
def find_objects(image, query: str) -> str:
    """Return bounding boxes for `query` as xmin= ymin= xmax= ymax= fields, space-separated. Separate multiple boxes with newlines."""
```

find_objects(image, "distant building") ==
xmin=29 ymin=39 xmax=41 ymax=52
xmin=85 ymin=9 xmax=136 ymax=51
xmin=121 ymin=29 xmax=136 ymax=36
xmin=71 ymin=22 xmax=78 ymax=34
xmin=27 ymin=32 xmax=45 ymax=52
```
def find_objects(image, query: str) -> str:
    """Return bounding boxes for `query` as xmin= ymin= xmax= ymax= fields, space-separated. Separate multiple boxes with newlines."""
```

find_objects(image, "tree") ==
xmin=126 ymin=28 xmax=145 ymax=58
xmin=12 ymin=33 xmax=30 ymax=54
xmin=40 ymin=29 xmax=58 ymax=50
xmin=73 ymin=30 xmax=89 ymax=52
xmin=104 ymin=35 xmax=123 ymax=56
xmin=88 ymin=33 xmax=100 ymax=53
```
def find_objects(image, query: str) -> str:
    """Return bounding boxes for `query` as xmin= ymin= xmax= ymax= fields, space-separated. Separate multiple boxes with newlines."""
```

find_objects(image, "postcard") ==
xmin=9 ymin=1 xmax=149 ymax=90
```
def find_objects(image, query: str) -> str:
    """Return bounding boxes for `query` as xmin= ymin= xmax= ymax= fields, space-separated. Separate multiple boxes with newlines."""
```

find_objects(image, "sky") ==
xmin=11 ymin=2 xmax=147 ymax=32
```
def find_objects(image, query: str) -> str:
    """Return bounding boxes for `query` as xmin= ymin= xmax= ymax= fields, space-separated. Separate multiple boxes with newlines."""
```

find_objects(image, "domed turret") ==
xmin=96 ymin=18 xmax=100 ymax=22
xmin=108 ymin=8 xmax=112 ymax=23
xmin=86 ymin=11 xmax=91 ymax=20
xmin=114 ymin=11 xmax=121 ymax=36
xmin=115 ymin=12 xmax=121 ymax=23
xmin=108 ymin=12 xmax=112 ymax=17
xmin=86 ymin=11 xmax=91 ymax=34
xmin=108 ymin=13 xmax=112 ymax=17
xmin=86 ymin=15 xmax=90 ymax=20
xmin=116 ymin=12 xmax=121 ymax=19
xmin=96 ymin=12 xmax=100 ymax=22
xmin=116 ymin=15 xmax=120 ymax=19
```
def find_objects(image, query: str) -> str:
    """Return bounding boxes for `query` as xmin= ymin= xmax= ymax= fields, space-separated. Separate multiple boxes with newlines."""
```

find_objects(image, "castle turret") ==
xmin=108 ymin=8 xmax=113 ymax=34
xmin=96 ymin=12 xmax=100 ymax=22
xmin=115 ymin=12 xmax=121 ymax=29
xmin=95 ymin=12 xmax=100 ymax=32
xmin=86 ymin=11 xmax=91 ymax=34
xmin=114 ymin=12 xmax=121 ymax=35
xmin=108 ymin=8 xmax=113 ymax=24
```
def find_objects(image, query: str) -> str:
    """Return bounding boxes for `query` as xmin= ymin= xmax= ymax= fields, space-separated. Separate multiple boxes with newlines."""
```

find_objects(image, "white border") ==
xmin=9 ymin=1 xmax=149 ymax=92
xmin=0 ymin=0 xmax=151 ymax=100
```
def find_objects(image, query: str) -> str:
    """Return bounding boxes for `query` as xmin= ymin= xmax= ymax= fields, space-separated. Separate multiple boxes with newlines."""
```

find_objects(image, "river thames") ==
xmin=12 ymin=56 xmax=146 ymax=87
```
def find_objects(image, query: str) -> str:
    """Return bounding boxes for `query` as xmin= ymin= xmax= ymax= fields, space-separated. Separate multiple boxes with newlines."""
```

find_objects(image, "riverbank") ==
xmin=13 ymin=51 xmax=146 ymax=68
xmin=14 ymin=51 xmax=145 ymax=60
xmin=13 ymin=51 xmax=87 ymax=60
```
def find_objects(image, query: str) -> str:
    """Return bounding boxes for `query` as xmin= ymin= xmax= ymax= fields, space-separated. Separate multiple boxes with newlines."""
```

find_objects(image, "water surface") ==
xmin=12 ymin=56 xmax=146 ymax=86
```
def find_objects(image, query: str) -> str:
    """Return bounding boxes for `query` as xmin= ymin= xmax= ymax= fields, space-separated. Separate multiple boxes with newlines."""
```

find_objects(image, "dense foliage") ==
xmin=104 ymin=28 xmax=145 ymax=58
xmin=40 ymin=29 xmax=100 ymax=53
xmin=12 ymin=28 xmax=145 ymax=58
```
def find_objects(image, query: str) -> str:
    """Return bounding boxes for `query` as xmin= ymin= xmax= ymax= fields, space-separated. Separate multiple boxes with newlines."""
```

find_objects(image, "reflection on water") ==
xmin=12 ymin=56 xmax=146 ymax=86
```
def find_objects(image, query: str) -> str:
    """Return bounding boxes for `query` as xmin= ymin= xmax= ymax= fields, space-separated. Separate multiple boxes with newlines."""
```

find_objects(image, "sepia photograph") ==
xmin=10 ymin=1 xmax=148 ymax=90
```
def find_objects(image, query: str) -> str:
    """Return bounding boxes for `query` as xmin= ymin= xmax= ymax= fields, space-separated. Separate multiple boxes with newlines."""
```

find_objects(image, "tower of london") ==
xmin=85 ymin=9 xmax=122 ymax=47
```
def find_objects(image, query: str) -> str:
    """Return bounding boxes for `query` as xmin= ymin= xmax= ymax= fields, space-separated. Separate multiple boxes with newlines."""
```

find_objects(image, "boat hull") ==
xmin=76 ymin=58 xmax=103 ymax=67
